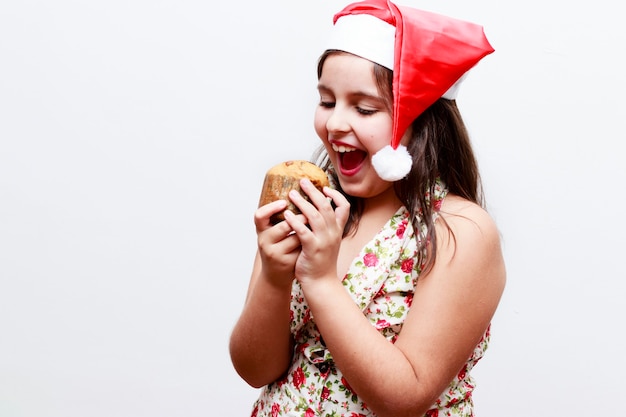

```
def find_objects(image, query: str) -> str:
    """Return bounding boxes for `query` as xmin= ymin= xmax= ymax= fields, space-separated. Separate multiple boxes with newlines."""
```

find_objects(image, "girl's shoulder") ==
xmin=436 ymin=193 xmax=503 ymax=265
xmin=438 ymin=194 xmax=498 ymax=232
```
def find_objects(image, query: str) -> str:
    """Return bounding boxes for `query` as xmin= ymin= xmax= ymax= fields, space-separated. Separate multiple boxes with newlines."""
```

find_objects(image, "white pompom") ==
xmin=371 ymin=144 xmax=412 ymax=181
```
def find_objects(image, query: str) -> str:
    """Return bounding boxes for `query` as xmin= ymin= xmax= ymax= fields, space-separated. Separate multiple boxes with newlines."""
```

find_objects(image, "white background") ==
xmin=1 ymin=1 xmax=624 ymax=416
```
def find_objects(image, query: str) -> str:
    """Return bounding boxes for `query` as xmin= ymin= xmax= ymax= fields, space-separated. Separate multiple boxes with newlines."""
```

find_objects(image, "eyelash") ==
xmin=357 ymin=108 xmax=376 ymax=116
xmin=319 ymin=101 xmax=377 ymax=116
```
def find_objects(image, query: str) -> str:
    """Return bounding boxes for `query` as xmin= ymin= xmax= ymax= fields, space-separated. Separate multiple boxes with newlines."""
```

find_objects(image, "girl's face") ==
xmin=314 ymin=52 xmax=396 ymax=199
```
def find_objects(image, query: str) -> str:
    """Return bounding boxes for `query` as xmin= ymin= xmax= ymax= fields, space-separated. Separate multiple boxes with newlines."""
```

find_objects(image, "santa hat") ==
xmin=326 ymin=0 xmax=494 ymax=181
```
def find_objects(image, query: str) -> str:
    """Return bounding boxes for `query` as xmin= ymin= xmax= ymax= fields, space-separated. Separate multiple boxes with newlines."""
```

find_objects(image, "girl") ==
xmin=229 ymin=1 xmax=506 ymax=416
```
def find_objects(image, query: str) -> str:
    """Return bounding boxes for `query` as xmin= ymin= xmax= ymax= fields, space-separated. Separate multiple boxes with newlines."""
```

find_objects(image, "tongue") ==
xmin=341 ymin=150 xmax=367 ymax=171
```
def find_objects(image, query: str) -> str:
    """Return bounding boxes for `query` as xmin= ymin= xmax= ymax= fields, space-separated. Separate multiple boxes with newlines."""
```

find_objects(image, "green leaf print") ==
xmin=387 ymin=304 xmax=406 ymax=318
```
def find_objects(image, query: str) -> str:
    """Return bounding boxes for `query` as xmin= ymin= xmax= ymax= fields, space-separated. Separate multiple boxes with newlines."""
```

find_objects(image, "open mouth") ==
xmin=333 ymin=144 xmax=367 ymax=175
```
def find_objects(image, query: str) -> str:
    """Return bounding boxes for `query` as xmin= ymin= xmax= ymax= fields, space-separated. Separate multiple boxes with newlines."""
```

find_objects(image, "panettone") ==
xmin=258 ymin=160 xmax=330 ymax=224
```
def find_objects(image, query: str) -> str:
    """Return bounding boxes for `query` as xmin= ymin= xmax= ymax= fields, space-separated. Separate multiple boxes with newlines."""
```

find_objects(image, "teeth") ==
xmin=332 ymin=144 xmax=356 ymax=153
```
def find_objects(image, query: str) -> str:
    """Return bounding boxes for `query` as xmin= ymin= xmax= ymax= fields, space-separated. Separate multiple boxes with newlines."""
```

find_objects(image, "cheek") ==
xmin=361 ymin=122 xmax=394 ymax=153
xmin=313 ymin=108 xmax=328 ymax=140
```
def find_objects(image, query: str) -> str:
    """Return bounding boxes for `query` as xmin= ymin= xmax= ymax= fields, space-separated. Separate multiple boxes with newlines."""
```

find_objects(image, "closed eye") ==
xmin=319 ymin=101 xmax=335 ymax=109
xmin=357 ymin=107 xmax=377 ymax=116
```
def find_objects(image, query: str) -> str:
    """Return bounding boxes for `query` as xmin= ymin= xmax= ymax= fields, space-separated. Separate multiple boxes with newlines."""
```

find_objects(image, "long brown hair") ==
xmin=313 ymin=50 xmax=484 ymax=273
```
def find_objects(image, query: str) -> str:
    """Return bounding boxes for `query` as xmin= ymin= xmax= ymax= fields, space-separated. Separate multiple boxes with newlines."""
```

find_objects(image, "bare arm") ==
xmin=229 ymin=200 xmax=304 ymax=388
xmin=287 ymin=183 xmax=506 ymax=417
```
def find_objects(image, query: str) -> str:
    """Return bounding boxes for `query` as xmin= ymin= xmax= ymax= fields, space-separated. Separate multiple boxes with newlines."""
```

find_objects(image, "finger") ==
xmin=299 ymin=178 xmax=334 ymax=218
xmin=287 ymin=188 xmax=323 ymax=231
xmin=323 ymin=187 xmax=350 ymax=228
xmin=290 ymin=180 xmax=336 ymax=231
xmin=283 ymin=209 xmax=312 ymax=237
xmin=254 ymin=200 xmax=289 ymax=231
xmin=258 ymin=233 xmax=301 ymax=276
xmin=264 ymin=229 xmax=302 ymax=256
xmin=257 ymin=209 xmax=307 ymax=250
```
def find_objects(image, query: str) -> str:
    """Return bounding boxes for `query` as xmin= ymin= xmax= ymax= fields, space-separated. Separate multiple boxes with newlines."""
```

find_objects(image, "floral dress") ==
xmin=251 ymin=182 xmax=491 ymax=417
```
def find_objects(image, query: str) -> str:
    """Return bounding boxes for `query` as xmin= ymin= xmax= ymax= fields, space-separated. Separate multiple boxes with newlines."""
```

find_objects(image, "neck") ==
xmin=361 ymin=186 xmax=403 ymax=221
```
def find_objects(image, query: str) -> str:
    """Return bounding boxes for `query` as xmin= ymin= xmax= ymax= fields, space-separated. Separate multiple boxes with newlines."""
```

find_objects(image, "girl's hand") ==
xmin=283 ymin=179 xmax=350 ymax=285
xmin=254 ymin=199 xmax=305 ymax=289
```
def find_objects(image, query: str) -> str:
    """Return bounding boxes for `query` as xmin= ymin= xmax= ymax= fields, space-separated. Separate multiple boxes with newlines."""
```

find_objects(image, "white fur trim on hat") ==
xmin=327 ymin=14 xmax=395 ymax=70
xmin=371 ymin=144 xmax=412 ymax=181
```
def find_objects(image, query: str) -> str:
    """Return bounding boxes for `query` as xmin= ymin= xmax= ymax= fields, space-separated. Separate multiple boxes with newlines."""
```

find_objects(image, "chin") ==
xmin=339 ymin=180 xmax=384 ymax=199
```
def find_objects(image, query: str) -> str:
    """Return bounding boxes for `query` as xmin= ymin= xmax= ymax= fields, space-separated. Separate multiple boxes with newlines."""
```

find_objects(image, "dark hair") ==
xmin=313 ymin=50 xmax=484 ymax=273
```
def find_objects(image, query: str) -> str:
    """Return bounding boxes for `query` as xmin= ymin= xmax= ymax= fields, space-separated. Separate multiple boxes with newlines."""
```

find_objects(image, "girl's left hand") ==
xmin=283 ymin=178 xmax=350 ymax=285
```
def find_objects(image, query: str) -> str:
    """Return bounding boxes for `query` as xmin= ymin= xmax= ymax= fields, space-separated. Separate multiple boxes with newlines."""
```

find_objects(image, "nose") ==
xmin=325 ymin=105 xmax=350 ymax=134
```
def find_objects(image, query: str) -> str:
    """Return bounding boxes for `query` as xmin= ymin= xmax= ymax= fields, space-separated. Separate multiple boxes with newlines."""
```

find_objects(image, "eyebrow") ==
xmin=316 ymin=83 xmax=383 ymax=102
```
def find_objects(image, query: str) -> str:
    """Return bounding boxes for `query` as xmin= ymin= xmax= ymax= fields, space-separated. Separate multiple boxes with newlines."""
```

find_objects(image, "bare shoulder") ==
xmin=437 ymin=194 xmax=502 ymax=256
xmin=431 ymin=194 xmax=506 ymax=296
xmin=440 ymin=194 xmax=498 ymax=227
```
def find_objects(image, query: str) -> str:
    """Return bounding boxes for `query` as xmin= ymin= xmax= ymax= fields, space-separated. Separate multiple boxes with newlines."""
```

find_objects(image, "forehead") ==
xmin=318 ymin=52 xmax=393 ymax=110
xmin=318 ymin=52 xmax=378 ymax=87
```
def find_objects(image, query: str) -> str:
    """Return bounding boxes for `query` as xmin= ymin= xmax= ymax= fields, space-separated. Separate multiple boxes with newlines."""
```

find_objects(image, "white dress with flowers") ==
xmin=250 ymin=183 xmax=490 ymax=417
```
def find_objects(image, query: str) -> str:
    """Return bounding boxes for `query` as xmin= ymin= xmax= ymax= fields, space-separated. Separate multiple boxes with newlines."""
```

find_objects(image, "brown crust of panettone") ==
xmin=258 ymin=160 xmax=330 ymax=224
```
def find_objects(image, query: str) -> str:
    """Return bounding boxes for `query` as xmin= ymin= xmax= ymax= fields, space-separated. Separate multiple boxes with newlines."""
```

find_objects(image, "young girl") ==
xmin=229 ymin=1 xmax=506 ymax=416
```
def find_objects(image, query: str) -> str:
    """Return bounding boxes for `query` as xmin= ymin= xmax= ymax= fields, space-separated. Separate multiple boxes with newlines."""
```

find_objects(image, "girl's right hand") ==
xmin=254 ymin=199 xmax=304 ymax=289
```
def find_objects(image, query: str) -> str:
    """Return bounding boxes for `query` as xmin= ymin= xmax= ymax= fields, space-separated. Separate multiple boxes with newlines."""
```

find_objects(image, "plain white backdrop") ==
xmin=1 ymin=1 xmax=624 ymax=416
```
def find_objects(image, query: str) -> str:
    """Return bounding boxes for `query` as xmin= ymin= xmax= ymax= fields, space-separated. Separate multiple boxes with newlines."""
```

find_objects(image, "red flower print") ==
xmin=375 ymin=318 xmax=389 ymax=330
xmin=401 ymin=257 xmax=414 ymax=273
xmin=396 ymin=220 xmax=407 ymax=238
xmin=374 ymin=286 xmax=387 ymax=298
xmin=321 ymin=386 xmax=330 ymax=401
xmin=363 ymin=253 xmax=379 ymax=267
xmin=251 ymin=405 xmax=258 ymax=417
xmin=304 ymin=409 xmax=315 ymax=417
xmin=404 ymin=292 xmax=413 ymax=307
xmin=457 ymin=364 xmax=467 ymax=380
xmin=434 ymin=198 xmax=443 ymax=211
xmin=271 ymin=403 xmax=280 ymax=417
xmin=341 ymin=376 xmax=354 ymax=393
xmin=296 ymin=342 xmax=310 ymax=354
xmin=293 ymin=366 xmax=306 ymax=389
xmin=425 ymin=409 xmax=439 ymax=417
xmin=349 ymin=413 xmax=367 ymax=417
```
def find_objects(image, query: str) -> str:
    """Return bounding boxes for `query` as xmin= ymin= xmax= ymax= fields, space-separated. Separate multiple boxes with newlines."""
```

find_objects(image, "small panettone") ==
xmin=258 ymin=160 xmax=330 ymax=224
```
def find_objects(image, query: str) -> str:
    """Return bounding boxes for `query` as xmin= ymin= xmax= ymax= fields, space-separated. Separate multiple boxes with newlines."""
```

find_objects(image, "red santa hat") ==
xmin=326 ymin=0 xmax=494 ymax=181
